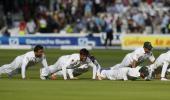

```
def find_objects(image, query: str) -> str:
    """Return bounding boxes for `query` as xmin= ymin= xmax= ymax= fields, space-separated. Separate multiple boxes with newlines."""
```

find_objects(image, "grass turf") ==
xmin=0 ymin=49 xmax=170 ymax=100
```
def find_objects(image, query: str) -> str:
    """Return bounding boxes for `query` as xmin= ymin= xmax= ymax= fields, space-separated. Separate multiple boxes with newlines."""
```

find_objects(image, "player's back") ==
xmin=157 ymin=51 xmax=170 ymax=62
xmin=60 ymin=53 xmax=80 ymax=61
xmin=111 ymin=67 xmax=130 ymax=80
xmin=127 ymin=66 xmax=141 ymax=78
xmin=128 ymin=48 xmax=145 ymax=58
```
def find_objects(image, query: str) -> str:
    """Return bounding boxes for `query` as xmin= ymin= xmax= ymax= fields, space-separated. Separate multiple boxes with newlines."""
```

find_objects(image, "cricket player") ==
xmin=50 ymin=55 xmax=101 ymax=80
xmin=148 ymin=50 xmax=170 ymax=81
xmin=114 ymin=41 xmax=155 ymax=69
xmin=97 ymin=65 xmax=149 ymax=81
xmin=0 ymin=45 xmax=48 ymax=79
xmin=40 ymin=48 xmax=98 ymax=80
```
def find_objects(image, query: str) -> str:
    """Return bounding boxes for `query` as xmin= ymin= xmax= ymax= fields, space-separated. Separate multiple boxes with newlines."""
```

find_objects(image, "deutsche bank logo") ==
xmin=9 ymin=38 xmax=19 ymax=45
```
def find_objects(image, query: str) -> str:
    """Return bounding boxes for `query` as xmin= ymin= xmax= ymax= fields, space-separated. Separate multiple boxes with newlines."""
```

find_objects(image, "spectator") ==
xmin=132 ymin=0 xmax=141 ymax=7
xmin=26 ymin=19 xmax=36 ymax=34
xmin=161 ymin=12 xmax=169 ymax=34
xmin=116 ymin=16 xmax=123 ymax=33
xmin=0 ymin=0 xmax=170 ymax=34
xmin=145 ymin=13 xmax=153 ymax=34
xmin=104 ymin=25 xmax=113 ymax=46
xmin=84 ymin=0 xmax=93 ymax=17
xmin=167 ymin=19 xmax=170 ymax=33
xmin=38 ymin=15 xmax=47 ymax=33
xmin=3 ymin=29 xmax=10 ymax=37
xmin=19 ymin=20 xmax=27 ymax=36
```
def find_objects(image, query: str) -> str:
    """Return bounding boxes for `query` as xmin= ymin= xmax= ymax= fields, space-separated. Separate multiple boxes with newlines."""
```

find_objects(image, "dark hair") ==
xmin=80 ymin=48 xmax=89 ymax=56
xmin=139 ymin=67 xmax=149 ymax=77
xmin=143 ymin=41 xmax=153 ymax=51
xmin=34 ymin=45 xmax=43 ymax=52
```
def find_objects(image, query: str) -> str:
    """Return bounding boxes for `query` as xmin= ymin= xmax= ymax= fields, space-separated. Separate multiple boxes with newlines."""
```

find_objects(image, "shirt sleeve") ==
xmin=123 ymin=69 xmax=128 ymax=81
xmin=68 ymin=55 xmax=80 ymax=68
xmin=149 ymin=53 xmax=155 ymax=63
xmin=132 ymin=50 xmax=140 ymax=61
xmin=61 ymin=60 xmax=73 ymax=80
xmin=62 ymin=65 xmax=67 ymax=80
xmin=94 ymin=60 xmax=101 ymax=76
xmin=21 ymin=56 xmax=29 ymax=79
xmin=41 ymin=55 xmax=48 ymax=68
xmin=88 ymin=62 xmax=97 ymax=79
xmin=123 ymin=75 xmax=128 ymax=81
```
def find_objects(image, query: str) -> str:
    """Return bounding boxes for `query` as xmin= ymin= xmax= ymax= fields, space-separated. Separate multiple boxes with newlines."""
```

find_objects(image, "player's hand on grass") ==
xmin=51 ymin=74 xmax=57 ymax=80
xmin=97 ymin=75 xmax=103 ymax=80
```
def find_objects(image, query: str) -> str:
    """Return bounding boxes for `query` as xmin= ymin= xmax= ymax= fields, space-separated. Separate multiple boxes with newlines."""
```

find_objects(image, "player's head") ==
xmin=80 ymin=48 xmax=89 ymax=62
xmin=34 ymin=45 xmax=44 ymax=57
xmin=139 ymin=66 xmax=149 ymax=79
xmin=143 ymin=41 xmax=153 ymax=53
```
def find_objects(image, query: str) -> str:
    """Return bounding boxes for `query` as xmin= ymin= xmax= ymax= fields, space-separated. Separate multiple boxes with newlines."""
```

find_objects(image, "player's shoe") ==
xmin=161 ymin=77 xmax=169 ymax=81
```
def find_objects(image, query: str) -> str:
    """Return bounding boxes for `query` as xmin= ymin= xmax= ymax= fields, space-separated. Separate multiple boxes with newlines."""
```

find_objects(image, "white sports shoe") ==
xmin=161 ymin=77 xmax=169 ymax=81
xmin=40 ymin=75 xmax=47 ymax=80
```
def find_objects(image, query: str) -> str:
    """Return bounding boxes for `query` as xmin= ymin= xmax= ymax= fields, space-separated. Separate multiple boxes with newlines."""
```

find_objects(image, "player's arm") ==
xmin=88 ymin=62 xmax=97 ymax=79
xmin=21 ymin=56 xmax=29 ymax=79
xmin=123 ymin=70 xmax=128 ymax=81
xmin=67 ymin=69 xmax=75 ymax=79
xmin=123 ymin=75 xmax=128 ymax=81
xmin=131 ymin=50 xmax=140 ymax=68
xmin=61 ymin=65 xmax=68 ymax=80
xmin=94 ymin=60 xmax=101 ymax=76
xmin=41 ymin=55 xmax=48 ymax=68
xmin=61 ymin=59 xmax=75 ymax=80
xmin=149 ymin=53 xmax=155 ymax=64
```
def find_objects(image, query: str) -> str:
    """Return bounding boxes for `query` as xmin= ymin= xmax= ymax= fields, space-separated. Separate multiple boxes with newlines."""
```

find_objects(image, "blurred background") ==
xmin=0 ymin=0 xmax=170 ymax=49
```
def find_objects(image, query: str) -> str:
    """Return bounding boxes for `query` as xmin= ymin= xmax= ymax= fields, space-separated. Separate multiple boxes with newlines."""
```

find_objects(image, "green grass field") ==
xmin=0 ymin=49 xmax=170 ymax=100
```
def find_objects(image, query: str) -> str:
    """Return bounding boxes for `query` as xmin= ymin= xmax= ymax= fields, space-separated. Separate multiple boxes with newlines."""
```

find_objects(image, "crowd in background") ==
xmin=0 ymin=0 xmax=170 ymax=36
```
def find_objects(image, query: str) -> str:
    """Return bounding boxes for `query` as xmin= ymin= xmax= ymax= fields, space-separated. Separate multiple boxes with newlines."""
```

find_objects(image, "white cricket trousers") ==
xmin=149 ymin=54 xmax=169 ymax=78
xmin=119 ymin=54 xmax=133 ymax=68
xmin=0 ymin=56 xmax=22 ymax=75
xmin=40 ymin=56 xmax=66 ymax=77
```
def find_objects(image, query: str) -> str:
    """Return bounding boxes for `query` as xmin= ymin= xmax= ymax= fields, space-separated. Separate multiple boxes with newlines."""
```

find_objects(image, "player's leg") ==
xmin=146 ymin=64 xmax=154 ymax=80
xmin=161 ymin=62 xmax=169 ymax=81
xmin=0 ymin=64 xmax=12 ymax=75
xmin=40 ymin=57 xmax=63 ymax=80
xmin=50 ymin=70 xmax=63 ymax=80
xmin=110 ymin=64 xmax=121 ymax=70
xmin=0 ymin=56 xmax=21 ymax=77
xmin=51 ymin=69 xmax=76 ymax=80
xmin=8 ymin=68 xmax=21 ymax=78
xmin=119 ymin=55 xmax=131 ymax=68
